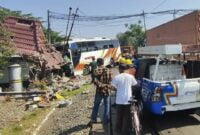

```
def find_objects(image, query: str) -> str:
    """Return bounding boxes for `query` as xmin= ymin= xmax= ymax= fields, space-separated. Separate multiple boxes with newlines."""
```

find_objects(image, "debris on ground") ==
xmin=0 ymin=74 xmax=91 ymax=132
xmin=57 ymin=99 xmax=72 ymax=108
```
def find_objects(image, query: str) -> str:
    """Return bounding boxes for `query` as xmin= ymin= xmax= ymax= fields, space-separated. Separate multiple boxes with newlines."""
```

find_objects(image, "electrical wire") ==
xmin=49 ymin=9 xmax=196 ymax=22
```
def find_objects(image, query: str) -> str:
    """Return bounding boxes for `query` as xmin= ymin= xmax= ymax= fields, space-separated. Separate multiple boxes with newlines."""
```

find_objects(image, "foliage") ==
xmin=117 ymin=23 xmax=145 ymax=50
xmin=0 ymin=6 xmax=64 ymax=44
xmin=43 ymin=28 xmax=66 ymax=44
xmin=0 ymin=108 xmax=52 ymax=135
xmin=0 ymin=7 xmax=39 ymax=21
xmin=0 ymin=24 xmax=14 ymax=67
xmin=29 ymin=80 xmax=48 ymax=90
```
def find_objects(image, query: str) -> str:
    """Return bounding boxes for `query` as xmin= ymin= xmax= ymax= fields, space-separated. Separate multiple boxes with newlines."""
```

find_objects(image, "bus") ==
xmin=56 ymin=37 xmax=121 ymax=75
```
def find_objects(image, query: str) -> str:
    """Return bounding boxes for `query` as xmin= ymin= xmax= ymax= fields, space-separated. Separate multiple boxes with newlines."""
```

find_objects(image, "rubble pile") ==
xmin=0 ymin=74 xmax=91 ymax=133
xmin=25 ymin=75 xmax=91 ymax=109
xmin=49 ymin=75 xmax=91 ymax=92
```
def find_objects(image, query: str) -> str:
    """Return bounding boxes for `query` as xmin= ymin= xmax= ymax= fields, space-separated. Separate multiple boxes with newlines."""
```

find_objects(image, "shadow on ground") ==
xmin=58 ymin=124 xmax=88 ymax=135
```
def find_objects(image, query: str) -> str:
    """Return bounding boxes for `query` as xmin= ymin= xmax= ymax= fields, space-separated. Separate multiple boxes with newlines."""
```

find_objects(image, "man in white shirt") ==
xmin=111 ymin=64 xmax=137 ymax=135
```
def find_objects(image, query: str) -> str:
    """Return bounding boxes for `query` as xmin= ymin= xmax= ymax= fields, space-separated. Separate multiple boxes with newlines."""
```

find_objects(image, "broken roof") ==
xmin=4 ymin=16 xmax=64 ymax=69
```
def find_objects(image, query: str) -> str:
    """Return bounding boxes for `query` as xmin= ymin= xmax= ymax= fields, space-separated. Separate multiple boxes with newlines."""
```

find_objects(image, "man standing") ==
xmin=111 ymin=64 xmax=137 ymax=135
xmin=88 ymin=58 xmax=112 ymax=127
xmin=89 ymin=57 xmax=97 ymax=83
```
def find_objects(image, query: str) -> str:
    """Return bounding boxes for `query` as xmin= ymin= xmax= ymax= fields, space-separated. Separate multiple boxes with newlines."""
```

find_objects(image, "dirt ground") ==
xmin=38 ymin=85 xmax=95 ymax=135
xmin=0 ymin=100 xmax=29 ymax=129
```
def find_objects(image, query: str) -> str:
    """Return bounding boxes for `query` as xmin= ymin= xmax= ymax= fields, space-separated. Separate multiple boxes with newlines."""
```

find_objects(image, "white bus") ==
xmin=59 ymin=37 xmax=121 ymax=75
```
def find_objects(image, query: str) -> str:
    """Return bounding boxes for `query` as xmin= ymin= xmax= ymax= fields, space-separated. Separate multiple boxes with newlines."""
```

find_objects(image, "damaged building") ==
xmin=0 ymin=16 xmax=64 ymax=83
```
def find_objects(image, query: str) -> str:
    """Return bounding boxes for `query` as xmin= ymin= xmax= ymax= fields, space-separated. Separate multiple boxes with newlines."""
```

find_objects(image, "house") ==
xmin=1 ymin=16 xmax=64 ymax=81
xmin=4 ymin=16 xmax=64 ymax=70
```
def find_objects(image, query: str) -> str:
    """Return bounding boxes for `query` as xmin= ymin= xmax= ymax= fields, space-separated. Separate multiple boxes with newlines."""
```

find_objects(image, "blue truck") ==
xmin=137 ymin=44 xmax=200 ymax=115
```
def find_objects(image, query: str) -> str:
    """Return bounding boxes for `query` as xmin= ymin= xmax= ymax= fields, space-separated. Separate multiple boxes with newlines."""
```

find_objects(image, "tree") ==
xmin=43 ymin=28 xmax=65 ymax=44
xmin=0 ymin=23 xmax=14 ymax=67
xmin=117 ymin=23 xmax=145 ymax=50
xmin=0 ymin=7 xmax=39 ymax=20
xmin=0 ymin=6 xmax=65 ymax=44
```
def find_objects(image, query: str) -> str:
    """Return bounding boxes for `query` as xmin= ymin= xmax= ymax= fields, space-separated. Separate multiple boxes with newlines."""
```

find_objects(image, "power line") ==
xmin=48 ymin=9 xmax=196 ymax=22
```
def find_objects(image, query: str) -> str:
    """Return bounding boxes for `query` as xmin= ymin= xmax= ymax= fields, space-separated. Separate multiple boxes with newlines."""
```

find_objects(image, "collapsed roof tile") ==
xmin=4 ymin=16 xmax=64 ymax=69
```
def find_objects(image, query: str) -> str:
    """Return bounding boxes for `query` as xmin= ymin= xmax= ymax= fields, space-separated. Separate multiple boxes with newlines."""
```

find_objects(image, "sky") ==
xmin=0 ymin=0 xmax=200 ymax=38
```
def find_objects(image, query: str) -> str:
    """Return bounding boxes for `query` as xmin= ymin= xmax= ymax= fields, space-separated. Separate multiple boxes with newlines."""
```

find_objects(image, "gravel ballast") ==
xmin=38 ymin=85 xmax=95 ymax=135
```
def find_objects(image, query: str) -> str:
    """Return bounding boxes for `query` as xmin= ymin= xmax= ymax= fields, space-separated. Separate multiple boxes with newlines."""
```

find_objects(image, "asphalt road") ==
xmin=91 ymin=68 xmax=200 ymax=135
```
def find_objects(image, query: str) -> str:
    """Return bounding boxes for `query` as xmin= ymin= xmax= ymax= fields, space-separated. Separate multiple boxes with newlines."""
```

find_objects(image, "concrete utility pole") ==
xmin=142 ymin=10 xmax=147 ymax=33
xmin=63 ymin=7 xmax=72 ymax=56
xmin=63 ymin=8 xmax=79 ymax=56
xmin=173 ymin=9 xmax=176 ymax=19
xmin=143 ymin=10 xmax=147 ymax=46
xmin=47 ymin=10 xmax=51 ymax=44
xmin=66 ymin=7 xmax=72 ymax=40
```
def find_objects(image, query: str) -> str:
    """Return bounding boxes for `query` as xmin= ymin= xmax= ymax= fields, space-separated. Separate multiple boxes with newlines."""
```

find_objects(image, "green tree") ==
xmin=43 ymin=28 xmax=65 ymax=44
xmin=0 ymin=7 xmax=38 ymax=20
xmin=117 ymin=23 xmax=145 ymax=49
xmin=0 ymin=6 xmax=64 ymax=44
xmin=0 ymin=23 xmax=14 ymax=67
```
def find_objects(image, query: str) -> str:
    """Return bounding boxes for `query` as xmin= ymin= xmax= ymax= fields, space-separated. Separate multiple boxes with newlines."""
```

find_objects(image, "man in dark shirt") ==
xmin=89 ymin=57 xmax=97 ymax=83
xmin=88 ymin=58 xmax=112 ymax=127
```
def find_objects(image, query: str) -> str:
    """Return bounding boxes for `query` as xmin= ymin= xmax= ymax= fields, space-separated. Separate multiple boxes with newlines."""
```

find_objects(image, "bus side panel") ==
xmin=74 ymin=46 xmax=121 ymax=75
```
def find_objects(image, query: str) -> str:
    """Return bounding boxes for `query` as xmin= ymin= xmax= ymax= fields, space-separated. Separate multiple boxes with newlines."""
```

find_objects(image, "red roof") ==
xmin=4 ymin=16 xmax=64 ymax=69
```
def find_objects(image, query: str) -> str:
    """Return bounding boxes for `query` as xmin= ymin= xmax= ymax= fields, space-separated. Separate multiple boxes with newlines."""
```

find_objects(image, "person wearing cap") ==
xmin=127 ymin=64 xmax=137 ymax=77
xmin=111 ymin=64 xmax=137 ymax=134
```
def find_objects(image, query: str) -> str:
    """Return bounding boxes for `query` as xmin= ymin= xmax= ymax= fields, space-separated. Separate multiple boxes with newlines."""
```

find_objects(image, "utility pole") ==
xmin=142 ymin=10 xmax=147 ymax=33
xmin=67 ymin=8 xmax=79 ymax=42
xmin=63 ymin=7 xmax=72 ymax=56
xmin=143 ymin=10 xmax=147 ymax=46
xmin=47 ymin=10 xmax=51 ymax=44
xmin=173 ymin=9 xmax=176 ymax=19
xmin=63 ymin=8 xmax=79 ymax=56
xmin=66 ymin=7 xmax=72 ymax=40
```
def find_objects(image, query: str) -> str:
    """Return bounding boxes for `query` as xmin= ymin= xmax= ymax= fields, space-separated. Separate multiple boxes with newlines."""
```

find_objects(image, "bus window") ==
xmin=87 ymin=41 xmax=95 ymax=51
xmin=109 ymin=44 xmax=114 ymax=48
xmin=94 ymin=46 xmax=98 ymax=50
xmin=77 ymin=42 xmax=87 ymax=52
xmin=103 ymin=45 xmax=109 ymax=49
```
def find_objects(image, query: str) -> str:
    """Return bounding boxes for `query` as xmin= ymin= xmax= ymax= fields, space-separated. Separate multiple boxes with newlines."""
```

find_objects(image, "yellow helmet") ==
xmin=124 ymin=59 xmax=132 ymax=65
xmin=119 ymin=57 xmax=126 ymax=64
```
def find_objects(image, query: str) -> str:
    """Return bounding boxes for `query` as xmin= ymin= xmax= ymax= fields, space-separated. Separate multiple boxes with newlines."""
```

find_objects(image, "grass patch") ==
xmin=0 ymin=84 xmax=92 ymax=135
xmin=0 ymin=107 xmax=53 ymax=135
xmin=58 ymin=83 xmax=92 ymax=98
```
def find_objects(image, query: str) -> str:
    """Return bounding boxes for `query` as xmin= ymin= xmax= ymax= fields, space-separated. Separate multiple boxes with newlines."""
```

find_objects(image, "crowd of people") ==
xmin=87 ymin=54 xmax=139 ymax=135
